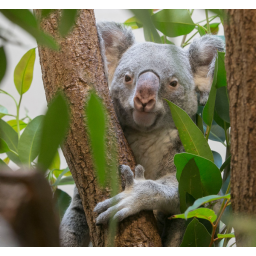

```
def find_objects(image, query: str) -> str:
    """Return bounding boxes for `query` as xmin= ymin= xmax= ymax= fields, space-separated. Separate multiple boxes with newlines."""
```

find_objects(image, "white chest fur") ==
xmin=125 ymin=128 xmax=179 ymax=180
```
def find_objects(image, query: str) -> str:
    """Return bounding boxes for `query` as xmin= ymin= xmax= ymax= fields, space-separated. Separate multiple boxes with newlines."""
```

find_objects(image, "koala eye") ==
xmin=124 ymin=74 xmax=132 ymax=83
xmin=170 ymin=81 xmax=178 ymax=87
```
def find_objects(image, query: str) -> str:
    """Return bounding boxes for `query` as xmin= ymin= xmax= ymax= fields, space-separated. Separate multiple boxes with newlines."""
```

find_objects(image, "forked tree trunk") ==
xmin=224 ymin=9 xmax=256 ymax=246
xmin=35 ymin=9 xmax=161 ymax=247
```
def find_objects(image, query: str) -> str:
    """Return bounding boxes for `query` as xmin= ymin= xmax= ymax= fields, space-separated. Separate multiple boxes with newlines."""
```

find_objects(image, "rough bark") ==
xmin=35 ymin=9 xmax=161 ymax=247
xmin=0 ymin=169 xmax=59 ymax=246
xmin=224 ymin=9 xmax=256 ymax=246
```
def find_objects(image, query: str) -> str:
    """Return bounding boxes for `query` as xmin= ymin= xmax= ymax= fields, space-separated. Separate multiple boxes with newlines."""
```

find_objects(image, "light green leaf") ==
xmin=59 ymin=9 xmax=78 ymax=37
xmin=54 ymin=188 xmax=71 ymax=219
xmin=175 ymin=153 xmax=222 ymax=199
xmin=85 ymin=92 xmax=107 ymax=187
xmin=0 ymin=119 xmax=18 ymax=152
xmin=37 ymin=93 xmax=70 ymax=173
xmin=18 ymin=115 xmax=44 ymax=166
xmin=130 ymin=9 xmax=161 ymax=43
xmin=180 ymin=218 xmax=211 ymax=247
xmin=49 ymin=150 xmax=60 ymax=171
xmin=0 ymin=46 xmax=7 ymax=83
xmin=7 ymin=119 xmax=27 ymax=132
xmin=53 ymin=168 xmax=72 ymax=179
xmin=173 ymin=208 xmax=217 ymax=223
xmin=0 ymin=158 xmax=12 ymax=171
xmin=185 ymin=194 xmax=231 ymax=218
xmin=0 ymin=138 xmax=10 ymax=153
xmin=202 ymin=54 xmax=218 ymax=127
xmin=152 ymin=9 xmax=195 ymax=37
xmin=217 ymin=233 xmax=235 ymax=239
xmin=166 ymin=100 xmax=213 ymax=162
xmin=14 ymin=48 xmax=36 ymax=95
xmin=0 ymin=10 xmax=58 ymax=50
xmin=124 ymin=16 xmax=143 ymax=29
xmin=0 ymin=105 xmax=8 ymax=118
xmin=52 ymin=167 xmax=70 ymax=186
xmin=197 ymin=25 xmax=207 ymax=36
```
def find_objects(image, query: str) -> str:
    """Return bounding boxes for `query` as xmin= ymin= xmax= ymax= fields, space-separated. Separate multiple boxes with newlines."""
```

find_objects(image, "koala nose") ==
xmin=134 ymin=71 xmax=159 ymax=112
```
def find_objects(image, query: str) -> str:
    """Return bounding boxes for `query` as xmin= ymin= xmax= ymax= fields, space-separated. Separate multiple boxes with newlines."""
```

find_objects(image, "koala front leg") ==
xmin=60 ymin=186 xmax=90 ymax=247
xmin=94 ymin=165 xmax=180 ymax=225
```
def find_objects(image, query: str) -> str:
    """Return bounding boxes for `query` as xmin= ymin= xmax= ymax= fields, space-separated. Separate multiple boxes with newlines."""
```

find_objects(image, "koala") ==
xmin=60 ymin=21 xmax=224 ymax=247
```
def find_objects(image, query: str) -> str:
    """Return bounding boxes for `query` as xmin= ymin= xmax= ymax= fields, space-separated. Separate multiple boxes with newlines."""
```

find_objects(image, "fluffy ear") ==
xmin=97 ymin=22 xmax=135 ymax=84
xmin=188 ymin=35 xmax=225 ymax=104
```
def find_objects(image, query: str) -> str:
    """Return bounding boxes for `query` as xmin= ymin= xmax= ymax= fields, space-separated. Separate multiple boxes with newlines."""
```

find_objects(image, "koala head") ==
xmin=97 ymin=22 xmax=224 ymax=132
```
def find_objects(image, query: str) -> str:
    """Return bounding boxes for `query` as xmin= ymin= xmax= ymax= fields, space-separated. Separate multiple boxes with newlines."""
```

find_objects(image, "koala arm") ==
xmin=94 ymin=165 xmax=180 ymax=225
xmin=60 ymin=186 xmax=90 ymax=247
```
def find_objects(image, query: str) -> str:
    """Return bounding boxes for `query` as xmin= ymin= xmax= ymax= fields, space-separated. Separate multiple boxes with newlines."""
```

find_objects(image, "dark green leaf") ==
xmin=37 ymin=93 xmax=70 ymax=173
xmin=85 ymin=92 xmax=107 ymax=187
xmin=123 ymin=16 xmax=143 ymax=29
xmin=206 ymin=120 xmax=226 ymax=143
xmin=18 ymin=115 xmax=44 ymax=166
xmin=214 ymin=109 xmax=230 ymax=130
xmin=216 ymin=52 xmax=227 ymax=88
xmin=180 ymin=218 xmax=211 ymax=247
xmin=0 ymin=46 xmax=7 ymax=83
xmin=212 ymin=150 xmax=222 ymax=168
xmin=175 ymin=153 xmax=222 ymax=198
xmin=54 ymin=188 xmax=71 ymax=219
xmin=41 ymin=9 xmax=54 ymax=18
xmin=0 ymin=158 xmax=12 ymax=171
xmin=184 ymin=194 xmax=230 ymax=218
xmin=220 ymin=156 xmax=231 ymax=173
xmin=203 ymin=54 xmax=218 ymax=127
xmin=173 ymin=208 xmax=217 ymax=223
xmin=179 ymin=159 xmax=203 ymax=212
xmin=166 ymin=100 xmax=213 ymax=162
xmin=130 ymin=9 xmax=161 ymax=43
xmin=0 ymin=138 xmax=10 ymax=153
xmin=52 ymin=167 xmax=70 ymax=186
xmin=0 ymin=119 xmax=18 ymax=152
xmin=59 ymin=9 xmax=78 ymax=37
xmin=7 ymin=120 xmax=27 ymax=132
xmin=215 ymin=86 xmax=230 ymax=123
xmin=0 ymin=105 xmax=8 ymax=118
xmin=0 ymin=10 xmax=58 ymax=50
xmin=152 ymin=9 xmax=195 ymax=37
xmin=14 ymin=48 xmax=36 ymax=95
xmin=196 ymin=114 xmax=204 ymax=134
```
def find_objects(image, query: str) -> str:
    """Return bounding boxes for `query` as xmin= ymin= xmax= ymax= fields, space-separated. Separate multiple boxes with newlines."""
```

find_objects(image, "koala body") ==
xmin=60 ymin=22 xmax=224 ymax=247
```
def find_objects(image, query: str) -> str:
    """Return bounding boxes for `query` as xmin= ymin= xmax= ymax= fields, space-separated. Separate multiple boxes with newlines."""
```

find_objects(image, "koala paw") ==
xmin=94 ymin=164 xmax=148 ymax=225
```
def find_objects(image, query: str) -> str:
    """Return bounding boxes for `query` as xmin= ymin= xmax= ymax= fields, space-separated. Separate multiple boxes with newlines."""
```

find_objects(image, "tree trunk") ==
xmin=224 ymin=9 xmax=256 ymax=246
xmin=35 ymin=9 xmax=161 ymax=247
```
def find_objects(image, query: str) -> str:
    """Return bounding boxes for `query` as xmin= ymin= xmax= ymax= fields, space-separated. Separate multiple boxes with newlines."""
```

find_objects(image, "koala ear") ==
xmin=188 ymin=35 xmax=225 ymax=105
xmin=97 ymin=21 xmax=135 ymax=84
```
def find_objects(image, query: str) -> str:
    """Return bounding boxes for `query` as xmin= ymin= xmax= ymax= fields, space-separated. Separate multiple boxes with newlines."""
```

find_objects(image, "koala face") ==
xmin=97 ymin=22 xmax=224 ymax=132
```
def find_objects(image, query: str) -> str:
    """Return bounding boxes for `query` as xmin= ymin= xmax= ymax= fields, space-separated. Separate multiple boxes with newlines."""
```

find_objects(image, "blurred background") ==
xmin=0 ymin=9 xmax=225 ymax=196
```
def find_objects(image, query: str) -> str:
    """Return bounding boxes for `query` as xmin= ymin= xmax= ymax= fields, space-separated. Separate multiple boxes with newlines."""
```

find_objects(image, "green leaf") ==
xmin=0 ymin=10 xmax=58 ymax=50
xmin=215 ymin=86 xmax=230 ymax=123
xmin=37 ymin=93 xmax=70 ymax=173
xmin=0 ymin=46 xmax=7 ymax=83
xmin=59 ymin=9 xmax=78 ymax=37
xmin=0 ymin=138 xmax=10 ymax=153
xmin=214 ymin=109 xmax=230 ymax=130
xmin=184 ymin=194 xmax=231 ymax=218
xmin=160 ymin=36 xmax=174 ymax=45
xmin=173 ymin=208 xmax=217 ymax=223
xmin=206 ymin=120 xmax=226 ymax=143
xmin=212 ymin=150 xmax=222 ymax=168
xmin=123 ymin=16 xmax=143 ymax=29
xmin=220 ymin=156 xmax=231 ymax=173
xmin=54 ymin=176 xmax=74 ymax=186
xmin=179 ymin=159 xmax=203 ymax=212
xmin=196 ymin=114 xmax=204 ymax=134
xmin=202 ymin=54 xmax=218 ymax=127
xmin=203 ymin=23 xmax=220 ymax=35
xmin=197 ymin=25 xmax=207 ymax=36
xmin=54 ymin=188 xmax=71 ymax=219
xmin=49 ymin=150 xmax=60 ymax=171
xmin=7 ymin=120 xmax=27 ymax=132
xmin=41 ymin=9 xmax=54 ymax=19
xmin=85 ymin=92 xmax=107 ymax=187
xmin=18 ymin=115 xmax=44 ymax=166
xmin=166 ymin=100 xmax=213 ymax=162
xmin=0 ymin=158 xmax=12 ymax=171
xmin=130 ymin=9 xmax=161 ymax=43
xmin=14 ymin=48 xmax=36 ymax=95
xmin=152 ymin=9 xmax=195 ymax=37
xmin=53 ymin=168 xmax=72 ymax=179
xmin=217 ymin=233 xmax=235 ymax=239
xmin=0 ymin=119 xmax=18 ymax=152
xmin=0 ymin=105 xmax=8 ymax=118
xmin=216 ymin=52 xmax=227 ymax=88
xmin=180 ymin=218 xmax=211 ymax=247
xmin=52 ymin=167 xmax=70 ymax=186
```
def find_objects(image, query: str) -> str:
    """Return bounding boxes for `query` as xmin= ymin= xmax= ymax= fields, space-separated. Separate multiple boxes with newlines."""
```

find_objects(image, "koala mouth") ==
xmin=132 ymin=110 xmax=157 ymax=127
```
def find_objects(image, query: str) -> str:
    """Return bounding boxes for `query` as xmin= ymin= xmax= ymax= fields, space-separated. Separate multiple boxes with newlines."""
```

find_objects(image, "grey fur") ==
xmin=60 ymin=22 xmax=225 ymax=247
